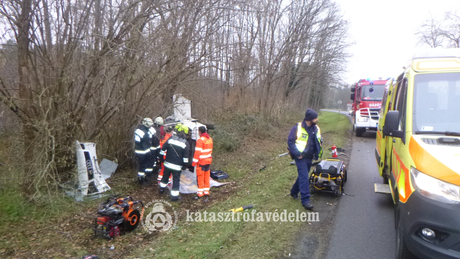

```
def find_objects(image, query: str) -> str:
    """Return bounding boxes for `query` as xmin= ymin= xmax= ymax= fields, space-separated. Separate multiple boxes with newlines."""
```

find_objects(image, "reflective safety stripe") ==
xmin=169 ymin=139 xmax=187 ymax=149
xmin=171 ymin=190 xmax=179 ymax=196
xmin=135 ymin=150 xmax=150 ymax=154
xmin=197 ymin=188 xmax=204 ymax=192
xmin=148 ymin=127 xmax=156 ymax=138
xmin=135 ymin=135 xmax=141 ymax=142
xmin=138 ymin=172 xmax=145 ymax=176
xmin=151 ymin=145 xmax=160 ymax=151
xmin=193 ymin=136 xmax=213 ymax=165
xmin=159 ymin=150 xmax=166 ymax=156
xmin=164 ymin=161 xmax=182 ymax=171
xmin=160 ymin=182 xmax=168 ymax=188
xmin=295 ymin=122 xmax=322 ymax=156
xmin=204 ymin=188 xmax=210 ymax=191
xmin=295 ymin=122 xmax=308 ymax=152
xmin=183 ymin=158 xmax=189 ymax=164
xmin=135 ymin=149 xmax=150 ymax=154
xmin=145 ymin=168 xmax=153 ymax=172
xmin=135 ymin=129 xmax=145 ymax=139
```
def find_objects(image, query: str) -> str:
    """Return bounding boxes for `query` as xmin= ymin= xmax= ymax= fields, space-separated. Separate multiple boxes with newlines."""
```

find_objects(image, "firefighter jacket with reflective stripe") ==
xmin=159 ymin=135 xmax=190 ymax=171
xmin=192 ymin=133 xmax=213 ymax=167
xmin=134 ymin=125 xmax=153 ymax=155
xmin=150 ymin=128 xmax=161 ymax=159
xmin=287 ymin=122 xmax=322 ymax=159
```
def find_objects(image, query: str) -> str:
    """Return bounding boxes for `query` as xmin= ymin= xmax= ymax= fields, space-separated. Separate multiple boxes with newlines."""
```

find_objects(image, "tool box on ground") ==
xmin=211 ymin=170 xmax=228 ymax=180
xmin=309 ymin=159 xmax=347 ymax=197
xmin=93 ymin=196 xmax=144 ymax=239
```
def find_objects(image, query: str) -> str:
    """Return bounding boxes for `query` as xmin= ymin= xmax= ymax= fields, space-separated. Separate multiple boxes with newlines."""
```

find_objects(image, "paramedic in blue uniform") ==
xmin=288 ymin=108 xmax=322 ymax=210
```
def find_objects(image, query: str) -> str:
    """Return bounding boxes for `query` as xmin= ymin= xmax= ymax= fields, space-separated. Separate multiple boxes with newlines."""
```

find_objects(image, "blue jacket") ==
xmin=287 ymin=121 xmax=322 ymax=159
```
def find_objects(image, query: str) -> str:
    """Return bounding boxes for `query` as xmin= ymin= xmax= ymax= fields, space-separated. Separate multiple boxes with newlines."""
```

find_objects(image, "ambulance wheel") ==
xmin=396 ymin=212 xmax=416 ymax=259
xmin=334 ymin=187 xmax=340 ymax=197
xmin=124 ymin=210 xmax=141 ymax=232
xmin=343 ymin=168 xmax=348 ymax=183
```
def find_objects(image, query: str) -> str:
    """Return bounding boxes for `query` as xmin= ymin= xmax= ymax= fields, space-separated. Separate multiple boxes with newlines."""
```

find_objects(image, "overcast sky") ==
xmin=335 ymin=0 xmax=460 ymax=85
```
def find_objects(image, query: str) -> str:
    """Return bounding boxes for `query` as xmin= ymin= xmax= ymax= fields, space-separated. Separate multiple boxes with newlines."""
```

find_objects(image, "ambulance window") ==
xmin=413 ymin=73 xmax=460 ymax=132
xmin=380 ymin=83 xmax=391 ymax=116
xmin=394 ymin=78 xmax=408 ymax=141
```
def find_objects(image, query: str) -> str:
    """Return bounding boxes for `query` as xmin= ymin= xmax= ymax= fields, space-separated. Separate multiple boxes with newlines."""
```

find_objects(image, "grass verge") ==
xmin=130 ymin=111 xmax=352 ymax=258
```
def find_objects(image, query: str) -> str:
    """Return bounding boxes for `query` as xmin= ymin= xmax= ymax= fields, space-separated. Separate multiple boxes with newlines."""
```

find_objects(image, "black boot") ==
xmin=159 ymin=187 xmax=165 ymax=195
xmin=138 ymin=175 xmax=147 ymax=185
xmin=170 ymin=196 xmax=181 ymax=202
xmin=302 ymin=202 xmax=314 ymax=210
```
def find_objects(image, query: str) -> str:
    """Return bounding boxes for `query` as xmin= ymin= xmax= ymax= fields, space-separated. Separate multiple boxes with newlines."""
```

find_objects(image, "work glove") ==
xmin=301 ymin=150 xmax=308 ymax=158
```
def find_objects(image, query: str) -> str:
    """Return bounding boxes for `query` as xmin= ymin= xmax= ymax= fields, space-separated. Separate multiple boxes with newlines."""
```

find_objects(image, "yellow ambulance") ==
xmin=376 ymin=48 xmax=460 ymax=259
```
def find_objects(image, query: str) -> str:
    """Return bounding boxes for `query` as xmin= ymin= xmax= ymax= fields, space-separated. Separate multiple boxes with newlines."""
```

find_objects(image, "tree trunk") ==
xmin=17 ymin=0 xmax=34 ymax=196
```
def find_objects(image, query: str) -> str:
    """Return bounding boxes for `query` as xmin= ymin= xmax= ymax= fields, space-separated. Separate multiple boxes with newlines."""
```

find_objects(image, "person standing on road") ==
xmin=134 ymin=118 xmax=155 ymax=185
xmin=158 ymin=123 xmax=190 ymax=201
xmin=192 ymin=126 xmax=213 ymax=199
xmin=288 ymin=109 xmax=323 ymax=210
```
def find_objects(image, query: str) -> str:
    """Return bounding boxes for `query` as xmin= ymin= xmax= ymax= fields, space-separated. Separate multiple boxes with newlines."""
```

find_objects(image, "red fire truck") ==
xmin=350 ymin=78 xmax=389 ymax=136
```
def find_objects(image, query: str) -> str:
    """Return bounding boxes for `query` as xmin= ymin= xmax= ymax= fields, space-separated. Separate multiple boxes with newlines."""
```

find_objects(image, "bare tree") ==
xmin=417 ymin=10 xmax=460 ymax=48
xmin=416 ymin=16 xmax=444 ymax=48
xmin=0 ymin=0 xmax=350 ymax=198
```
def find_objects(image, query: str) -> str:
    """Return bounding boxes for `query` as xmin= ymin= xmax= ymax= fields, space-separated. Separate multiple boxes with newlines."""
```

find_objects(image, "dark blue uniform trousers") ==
xmin=291 ymin=158 xmax=313 ymax=205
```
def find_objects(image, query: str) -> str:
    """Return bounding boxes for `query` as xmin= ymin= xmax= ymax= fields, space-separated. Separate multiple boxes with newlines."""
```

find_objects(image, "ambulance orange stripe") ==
xmin=392 ymin=147 xmax=411 ymax=203
xmin=409 ymin=136 xmax=460 ymax=186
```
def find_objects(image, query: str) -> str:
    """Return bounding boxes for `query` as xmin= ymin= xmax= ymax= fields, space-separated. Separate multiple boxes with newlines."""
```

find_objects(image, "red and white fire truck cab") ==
xmin=350 ymin=78 xmax=389 ymax=136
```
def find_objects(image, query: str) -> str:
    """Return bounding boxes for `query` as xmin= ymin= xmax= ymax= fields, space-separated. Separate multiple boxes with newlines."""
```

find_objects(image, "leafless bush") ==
xmin=0 ymin=0 xmax=350 ymax=198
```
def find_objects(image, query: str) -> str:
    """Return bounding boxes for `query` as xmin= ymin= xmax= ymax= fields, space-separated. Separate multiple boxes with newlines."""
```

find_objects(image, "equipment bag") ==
xmin=211 ymin=170 xmax=229 ymax=180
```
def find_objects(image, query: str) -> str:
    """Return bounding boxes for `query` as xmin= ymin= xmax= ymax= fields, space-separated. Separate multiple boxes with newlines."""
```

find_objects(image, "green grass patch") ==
xmin=130 ymin=111 xmax=352 ymax=258
xmin=0 ymin=111 xmax=352 ymax=258
xmin=319 ymin=111 xmax=352 ymax=153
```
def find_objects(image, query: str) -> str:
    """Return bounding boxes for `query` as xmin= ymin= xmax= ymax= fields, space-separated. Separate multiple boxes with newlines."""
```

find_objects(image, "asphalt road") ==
xmin=325 ymin=128 xmax=396 ymax=259
xmin=290 ymin=111 xmax=397 ymax=259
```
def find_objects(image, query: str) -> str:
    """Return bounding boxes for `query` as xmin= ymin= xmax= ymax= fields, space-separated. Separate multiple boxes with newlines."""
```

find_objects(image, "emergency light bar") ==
xmin=413 ymin=59 xmax=460 ymax=72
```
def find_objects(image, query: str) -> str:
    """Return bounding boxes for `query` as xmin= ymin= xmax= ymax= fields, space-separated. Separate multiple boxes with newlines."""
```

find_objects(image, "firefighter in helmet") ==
xmin=158 ymin=123 xmax=190 ymax=201
xmin=134 ymin=118 xmax=155 ymax=184
xmin=153 ymin=117 xmax=164 ymax=139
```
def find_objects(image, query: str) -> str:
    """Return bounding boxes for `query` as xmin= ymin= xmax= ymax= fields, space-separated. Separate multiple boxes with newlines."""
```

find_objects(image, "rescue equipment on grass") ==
xmin=211 ymin=170 xmax=229 ymax=180
xmin=93 ymin=196 xmax=144 ymax=239
xmin=229 ymin=204 xmax=253 ymax=213
xmin=309 ymin=159 xmax=347 ymax=197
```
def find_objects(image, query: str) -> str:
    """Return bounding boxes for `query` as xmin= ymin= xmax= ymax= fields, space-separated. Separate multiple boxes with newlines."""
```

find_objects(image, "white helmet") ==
xmin=154 ymin=117 xmax=164 ymax=126
xmin=142 ymin=118 xmax=154 ymax=127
